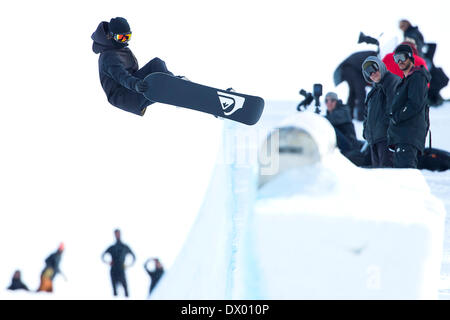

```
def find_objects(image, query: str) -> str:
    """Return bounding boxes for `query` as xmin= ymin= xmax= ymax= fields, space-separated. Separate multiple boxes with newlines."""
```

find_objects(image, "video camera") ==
xmin=297 ymin=84 xmax=322 ymax=114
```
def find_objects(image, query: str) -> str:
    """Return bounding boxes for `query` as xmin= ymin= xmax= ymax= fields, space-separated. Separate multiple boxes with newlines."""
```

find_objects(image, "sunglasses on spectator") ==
xmin=363 ymin=63 xmax=379 ymax=78
xmin=394 ymin=53 xmax=408 ymax=63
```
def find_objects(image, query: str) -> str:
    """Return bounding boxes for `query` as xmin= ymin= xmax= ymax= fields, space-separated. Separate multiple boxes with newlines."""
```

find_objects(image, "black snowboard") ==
xmin=143 ymin=72 xmax=265 ymax=125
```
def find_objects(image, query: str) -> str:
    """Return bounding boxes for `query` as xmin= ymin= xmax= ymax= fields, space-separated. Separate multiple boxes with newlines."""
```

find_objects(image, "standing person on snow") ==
xmin=382 ymin=41 xmax=428 ymax=79
xmin=362 ymin=56 xmax=401 ymax=168
xmin=399 ymin=19 xmax=425 ymax=57
xmin=144 ymin=258 xmax=165 ymax=297
xmin=37 ymin=243 xmax=66 ymax=293
xmin=388 ymin=44 xmax=431 ymax=169
xmin=102 ymin=229 xmax=136 ymax=298
xmin=333 ymin=51 xmax=376 ymax=121
xmin=91 ymin=17 xmax=175 ymax=116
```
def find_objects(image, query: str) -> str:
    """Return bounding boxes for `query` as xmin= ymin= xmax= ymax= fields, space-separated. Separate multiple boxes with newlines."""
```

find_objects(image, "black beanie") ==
xmin=394 ymin=44 xmax=414 ymax=63
xmin=109 ymin=17 xmax=130 ymax=34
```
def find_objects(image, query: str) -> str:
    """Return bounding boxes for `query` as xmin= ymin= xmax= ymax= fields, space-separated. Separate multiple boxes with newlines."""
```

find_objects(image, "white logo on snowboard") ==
xmin=217 ymin=91 xmax=245 ymax=116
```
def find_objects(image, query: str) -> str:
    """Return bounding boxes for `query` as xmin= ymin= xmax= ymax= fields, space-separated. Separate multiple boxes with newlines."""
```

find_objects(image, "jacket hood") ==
xmin=91 ymin=21 xmax=128 ymax=54
xmin=362 ymin=56 xmax=387 ymax=84
xmin=409 ymin=65 xmax=432 ymax=83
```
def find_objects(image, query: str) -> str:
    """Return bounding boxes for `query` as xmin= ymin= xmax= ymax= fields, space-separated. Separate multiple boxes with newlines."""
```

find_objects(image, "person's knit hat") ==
xmin=394 ymin=44 xmax=415 ymax=63
xmin=109 ymin=17 xmax=130 ymax=34
xmin=325 ymin=92 xmax=338 ymax=101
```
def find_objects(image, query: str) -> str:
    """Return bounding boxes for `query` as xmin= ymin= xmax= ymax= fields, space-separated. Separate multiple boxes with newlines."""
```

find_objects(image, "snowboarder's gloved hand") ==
xmin=135 ymin=80 xmax=149 ymax=93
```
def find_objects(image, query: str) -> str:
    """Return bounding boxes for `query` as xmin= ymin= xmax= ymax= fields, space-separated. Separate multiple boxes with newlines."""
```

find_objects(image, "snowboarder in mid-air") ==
xmin=91 ymin=17 xmax=174 ymax=116
xmin=91 ymin=17 xmax=264 ymax=125
xmin=102 ymin=229 xmax=136 ymax=298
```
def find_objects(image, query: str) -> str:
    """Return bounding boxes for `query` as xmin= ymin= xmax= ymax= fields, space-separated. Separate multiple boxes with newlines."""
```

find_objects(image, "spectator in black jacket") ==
xmin=91 ymin=17 xmax=174 ymax=116
xmin=399 ymin=20 xmax=425 ymax=57
xmin=334 ymin=51 xmax=377 ymax=120
xmin=362 ymin=56 xmax=401 ymax=168
xmin=144 ymin=258 xmax=165 ymax=297
xmin=102 ymin=229 xmax=136 ymax=297
xmin=325 ymin=92 xmax=359 ymax=152
xmin=388 ymin=44 xmax=431 ymax=168
xmin=7 ymin=270 xmax=29 ymax=291
xmin=37 ymin=243 xmax=65 ymax=293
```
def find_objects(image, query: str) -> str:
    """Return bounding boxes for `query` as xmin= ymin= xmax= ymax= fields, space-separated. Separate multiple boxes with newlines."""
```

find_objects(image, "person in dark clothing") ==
xmin=362 ymin=56 xmax=401 ymax=168
xmin=37 ymin=243 xmax=65 ymax=292
xmin=399 ymin=20 xmax=425 ymax=57
xmin=102 ymin=229 xmax=136 ymax=298
xmin=388 ymin=44 xmax=431 ymax=168
xmin=325 ymin=92 xmax=359 ymax=152
xmin=334 ymin=51 xmax=377 ymax=120
xmin=7 ymin=270 xmax=29 ymax=291
xmin=91 ymin=17 xmax=174 ymax=116
xmin=325 ymin=92 xmax=371 ymax=167
xmin=144 ymin=258 xmax=165 ymax=297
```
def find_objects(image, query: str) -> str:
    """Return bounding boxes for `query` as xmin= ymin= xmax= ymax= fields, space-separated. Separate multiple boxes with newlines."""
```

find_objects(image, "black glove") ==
xmin=135 ymin=80 xmax=148 ymax=93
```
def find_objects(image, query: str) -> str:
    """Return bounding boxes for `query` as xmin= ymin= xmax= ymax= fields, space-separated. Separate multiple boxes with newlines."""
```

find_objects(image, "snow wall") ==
xmin=152 ymin=109 xmax=446 ymax=299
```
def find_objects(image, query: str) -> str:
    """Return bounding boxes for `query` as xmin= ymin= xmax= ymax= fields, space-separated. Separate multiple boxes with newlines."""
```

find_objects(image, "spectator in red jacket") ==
xmin=383 ymin=41 xmax=428 ymax=79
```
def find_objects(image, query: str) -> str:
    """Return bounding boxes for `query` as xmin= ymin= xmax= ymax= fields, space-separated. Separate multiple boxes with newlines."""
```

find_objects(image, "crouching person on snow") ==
xmin=362 ymin=56 xmax=401 ymax=168
xmin=388 ymin=44 xmax=431 ymax=168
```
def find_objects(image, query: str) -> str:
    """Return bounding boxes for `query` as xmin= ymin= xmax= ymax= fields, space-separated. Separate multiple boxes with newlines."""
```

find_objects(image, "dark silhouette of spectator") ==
xmin=324 ymin=92 xmax=371 ymax=167
xmin=399 ymin=19 xmax=425 ymax=56
xmin=102 ymin=229 xmax=136 ymax=298
xmin=7 ymin=270 xmax=29 ymax=291
xmin=362 ymin=56 xmax=401 ymax=168
xmin=383 ymin=41 xmax=428 ymax=79
xmin=334 ymin=51 xmax=376 ymax=121
xmin=388 ymin=45 xmax=431 ymax=168
xmin=37 ymin=243 xmax=65 ymax=293
xmin=325 ymin=92 xmax=359 ymax=152
xmin=144 ymin=258 xmax=164 ymax=297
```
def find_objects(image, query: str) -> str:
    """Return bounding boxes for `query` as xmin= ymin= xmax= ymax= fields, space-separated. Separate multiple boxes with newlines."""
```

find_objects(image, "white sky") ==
xmin=0 ymin=0 xmax=449 ymax=297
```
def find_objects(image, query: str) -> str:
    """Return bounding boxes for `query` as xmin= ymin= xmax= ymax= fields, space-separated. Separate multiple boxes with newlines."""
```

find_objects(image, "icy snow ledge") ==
xmin=249 ymin=150 xmax=446 ymax=299
xmin=258 ymin=112 xmax=336 ymax=187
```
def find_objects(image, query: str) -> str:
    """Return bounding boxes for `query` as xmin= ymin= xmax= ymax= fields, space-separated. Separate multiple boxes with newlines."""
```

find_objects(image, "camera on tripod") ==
xmin=297 ymin=84 xmax=323 ymax=114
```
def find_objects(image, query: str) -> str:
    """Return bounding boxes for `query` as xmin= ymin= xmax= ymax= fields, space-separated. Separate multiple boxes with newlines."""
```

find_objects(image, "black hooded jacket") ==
xmin=404 ymin=25 xmax=424 ymax=55
xmin=92 ymin=22 xmax=147 ymax=115
xmin=362 ymin=56 xmax=401 ymax=145
xmin=326 ymin=102 xmax=358 ymax=145
xmin=388 ymin=66 xmax=431 ymax=152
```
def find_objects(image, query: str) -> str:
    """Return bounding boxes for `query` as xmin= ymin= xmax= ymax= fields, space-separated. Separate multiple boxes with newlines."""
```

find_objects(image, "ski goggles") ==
xmin=394 ymin=53 xmax=408 ymax=63
xmin=112 ymin=32 xmax=132 ymax=43
xmin=363 ymin=63 xmax=379 ymax=77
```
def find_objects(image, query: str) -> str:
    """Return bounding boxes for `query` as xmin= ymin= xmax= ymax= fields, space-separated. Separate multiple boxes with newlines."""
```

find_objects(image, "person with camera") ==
xmin=325 ymin=92 xmax=359 ymax=152
xmin=388 ymin=45 xmax=431 ymax=168
xmin=362 ymin=56 xmax=401 ymax=168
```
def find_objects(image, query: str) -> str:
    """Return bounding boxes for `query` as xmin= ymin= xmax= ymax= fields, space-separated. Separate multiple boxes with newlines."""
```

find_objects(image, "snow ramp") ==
xmin=152 ymin=103 xmax=446 ymax=299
